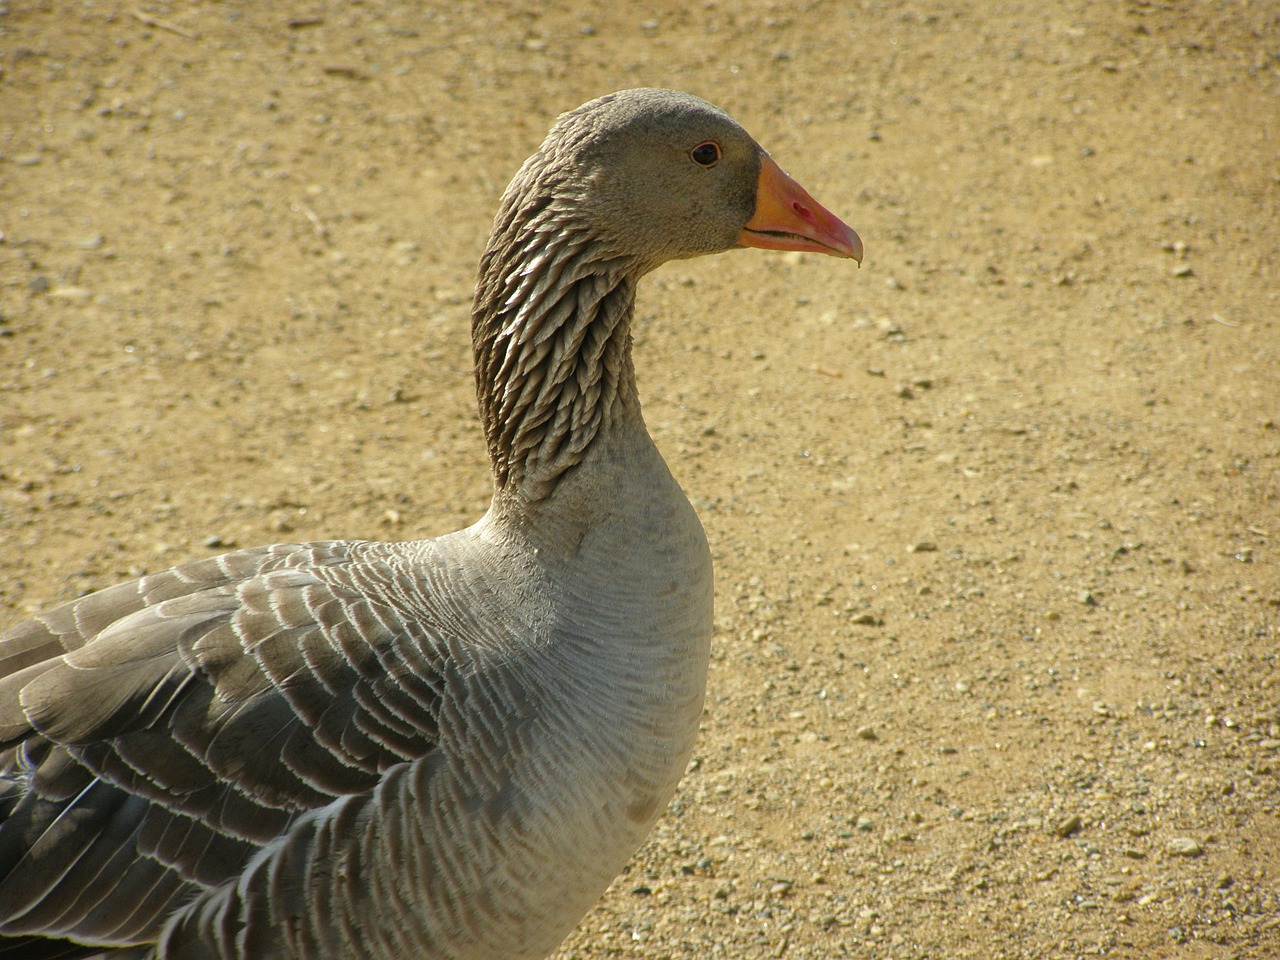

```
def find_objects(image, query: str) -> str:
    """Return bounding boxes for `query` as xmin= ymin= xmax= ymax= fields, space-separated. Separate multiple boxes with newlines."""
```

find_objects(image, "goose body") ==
xmin=0 ymin=89 xmax=860 ymax=959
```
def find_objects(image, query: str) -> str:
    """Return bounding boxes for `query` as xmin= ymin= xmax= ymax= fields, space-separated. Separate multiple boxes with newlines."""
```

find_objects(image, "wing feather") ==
xmin=0 ymin=540 xmax=453 ymax=953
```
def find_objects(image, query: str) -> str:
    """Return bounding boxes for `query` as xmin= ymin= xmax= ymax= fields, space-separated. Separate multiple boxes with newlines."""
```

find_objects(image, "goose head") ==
xmin=493 ymin=88 xmax=863 ymax=277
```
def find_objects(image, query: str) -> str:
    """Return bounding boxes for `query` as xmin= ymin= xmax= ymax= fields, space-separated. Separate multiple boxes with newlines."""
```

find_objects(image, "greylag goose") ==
xmin=0 ymin=88 xmax=861 ymax=960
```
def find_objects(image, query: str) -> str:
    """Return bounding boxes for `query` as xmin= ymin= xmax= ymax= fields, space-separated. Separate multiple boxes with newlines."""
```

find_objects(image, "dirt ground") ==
xmin=2 ymin=1 xmax=1278 ymax=958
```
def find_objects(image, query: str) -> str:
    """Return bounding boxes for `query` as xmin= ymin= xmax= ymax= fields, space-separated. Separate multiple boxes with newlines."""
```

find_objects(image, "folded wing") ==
xmin=0 ymin=541 xmax=448 ymax=952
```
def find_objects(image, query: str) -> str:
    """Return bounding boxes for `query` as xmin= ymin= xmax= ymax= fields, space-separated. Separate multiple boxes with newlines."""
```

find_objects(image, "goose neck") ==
xmin=471 ymin=217 xmax=643 ymax=502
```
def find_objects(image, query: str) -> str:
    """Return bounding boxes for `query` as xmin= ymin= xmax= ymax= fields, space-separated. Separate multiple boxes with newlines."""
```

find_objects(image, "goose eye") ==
xmin=690 ymin=141 xmax=721 ymax=167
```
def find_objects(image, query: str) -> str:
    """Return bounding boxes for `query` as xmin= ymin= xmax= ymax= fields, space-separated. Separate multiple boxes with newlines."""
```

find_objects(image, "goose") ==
xmin=0 ymin=88 xmax=861 ymax=960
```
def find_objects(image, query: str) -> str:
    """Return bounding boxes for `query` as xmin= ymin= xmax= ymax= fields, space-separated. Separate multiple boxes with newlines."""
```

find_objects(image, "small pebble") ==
xmin=49 ymin=286 xmax=93 ymax=303
xmin=1166 ymin=837 xmax=1202 ymax=857
xmin=856 ymin=725 xmax=877 ymax=741
xmin=1056 ymin=814 xmax=1083 ymax=838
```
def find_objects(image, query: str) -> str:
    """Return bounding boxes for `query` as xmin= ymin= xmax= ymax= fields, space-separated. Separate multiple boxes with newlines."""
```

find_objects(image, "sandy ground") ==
xmin=2 ymin=1 xmax=1278 ymax=957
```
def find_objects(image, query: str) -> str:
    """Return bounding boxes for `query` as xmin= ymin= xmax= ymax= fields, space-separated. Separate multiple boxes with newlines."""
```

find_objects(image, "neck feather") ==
xmin=471 ymin=193 xmax=640 ymax=501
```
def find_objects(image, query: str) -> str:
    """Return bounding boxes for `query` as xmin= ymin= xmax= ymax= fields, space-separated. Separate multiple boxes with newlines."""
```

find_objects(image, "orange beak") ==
xmin=738 ymin=155 xmax=863 ymax=263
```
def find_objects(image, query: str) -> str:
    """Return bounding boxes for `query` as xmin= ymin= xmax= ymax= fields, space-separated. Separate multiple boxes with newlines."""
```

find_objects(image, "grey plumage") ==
xmin=0 ymin=89 xmax=859 ymax=959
